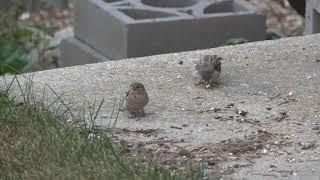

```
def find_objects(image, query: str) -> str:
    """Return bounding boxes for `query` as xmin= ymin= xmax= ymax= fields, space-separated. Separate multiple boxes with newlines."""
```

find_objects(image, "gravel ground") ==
xmin=246 ymin=0 xmax=304 ymax=36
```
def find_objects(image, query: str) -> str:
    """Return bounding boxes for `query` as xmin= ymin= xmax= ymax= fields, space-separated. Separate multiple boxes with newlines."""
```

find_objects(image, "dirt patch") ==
xmin=117 ymin=129 xmax=289 ymax=176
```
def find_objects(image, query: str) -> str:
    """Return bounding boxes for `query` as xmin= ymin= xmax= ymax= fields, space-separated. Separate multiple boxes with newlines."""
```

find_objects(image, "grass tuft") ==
xmin=0 ymin=76 xmax=202 ymax=179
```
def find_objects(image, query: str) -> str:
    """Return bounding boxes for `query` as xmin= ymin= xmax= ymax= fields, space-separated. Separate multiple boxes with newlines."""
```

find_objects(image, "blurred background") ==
xmin=0 ymin=0 xmax=306 ymax=74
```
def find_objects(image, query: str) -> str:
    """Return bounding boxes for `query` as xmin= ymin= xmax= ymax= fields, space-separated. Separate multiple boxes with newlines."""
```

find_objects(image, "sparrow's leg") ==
xmin=204 ymin=80 xmax=211 ymax=88
xmin=128 ymin=111 xmax=136 ymax=118
xmin=209 ymin=80 xmax=217 ymax=87
xmin=138 ymin=109 xmax=145 ymax=117
xmin=194 ymin=79 xmax=204 ymax=86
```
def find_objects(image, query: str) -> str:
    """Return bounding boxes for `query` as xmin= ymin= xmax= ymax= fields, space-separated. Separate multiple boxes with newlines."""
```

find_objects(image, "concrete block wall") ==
xmin=61 ymin=0 xmax=266 ymax=66
xmin=74 ymin=0 xmax=266 ymax=60
xmin=60 ymin=38 xmax=111 ymax=67
xmin=305 ymin=0 xmax=320 ymax=34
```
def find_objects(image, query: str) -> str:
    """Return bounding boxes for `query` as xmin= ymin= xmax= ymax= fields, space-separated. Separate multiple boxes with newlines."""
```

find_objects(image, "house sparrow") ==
xmin=194 ymin=54 xmax=222 ymax=88
xmin=126 ymin=82 xmax=149 ymax=118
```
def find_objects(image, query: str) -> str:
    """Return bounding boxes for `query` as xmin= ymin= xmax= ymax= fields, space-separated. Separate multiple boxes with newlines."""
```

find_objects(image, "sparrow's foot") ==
xmin=128 ymin=110 xmax=146 ymax=118
xmin=204 ymin=80 xmax=217 ymax=88
xmin=194 ymin=80 xmax=203 ymax=86
xmin=128 ymin=112 xmax=136 ymax=118
xmin=137 ymin=110 xmax=145 ymax=117
xmin=204 ymin=80 xmax=212 ymax=89
xmin=119 ymin=107 xmax=126 ymax=112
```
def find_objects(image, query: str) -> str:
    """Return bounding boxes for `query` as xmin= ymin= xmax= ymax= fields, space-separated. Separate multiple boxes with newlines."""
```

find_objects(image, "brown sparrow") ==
xmin=194 ymin=54 xmax=222 ymax=88
xmin=126 ymin=82 xmax=149 ymax=118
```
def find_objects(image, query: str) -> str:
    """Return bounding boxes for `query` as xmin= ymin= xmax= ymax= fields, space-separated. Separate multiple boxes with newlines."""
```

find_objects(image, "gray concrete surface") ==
xmin=60 ymin=37 xmax=111 ymax=67
xmin=74 ymin=0 xmax=265 ymax=59
xmin=305 ymin=0 xmax=320 ymax=34
xmin=2 ymin=34 xmax=320 ymax=179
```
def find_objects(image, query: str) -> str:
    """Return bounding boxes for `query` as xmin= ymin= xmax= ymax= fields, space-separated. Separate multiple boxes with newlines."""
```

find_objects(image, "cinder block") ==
xmin=74 ymin=0 xmax=266 ymax=59
xmin=60 ymin=37 xmax=111 ymax=67
xmin=305 ymin=0 xmax=320 ymax=34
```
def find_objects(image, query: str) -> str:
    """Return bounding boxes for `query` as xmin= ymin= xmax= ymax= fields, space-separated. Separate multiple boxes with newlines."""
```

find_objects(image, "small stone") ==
xmin=288 ymin=158 xmax=295 ymax=163
xmin=178 ymin=60 xmax=183 ymax=65
xmin=19 ymin=12 xmax=30 ymax=20
xmin=178 ymin=148 xmax=191 ymax=157
xmin=207 ymin=160 xmax=216 ymax=166
xmin=226 ymin=103 xmax=235 ymax=108
xmin=269 ymin=165 xmax=277 ymax=168
xmin=62 ymin=10 xmax=70 ymax=17
xmin=237 ymin=110 xmax=248 ymax=116
xmin=262 ymin=149 xmax=268 ymax=154
xmin=300 ymin=142 xmax=316 ymax=150
xmin=212 ymin=107 xmax=221 ymax=112
xmin=233 ymin=164 xmax=240 ymax=168
xmin=55 ymin=11 xmax=64 ymax=19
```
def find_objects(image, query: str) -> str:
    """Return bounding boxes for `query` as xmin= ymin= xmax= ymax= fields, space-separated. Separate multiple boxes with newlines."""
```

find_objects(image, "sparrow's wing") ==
xmin=215 ymin=61 xmax=221 ymax=72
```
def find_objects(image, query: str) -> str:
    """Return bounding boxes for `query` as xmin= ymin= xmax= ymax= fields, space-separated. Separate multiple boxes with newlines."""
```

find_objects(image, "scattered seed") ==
xmin=300 ymin=142 xmax=316 ymax=150
xmin=170 ymin=126 xmax=182 ymax=130
xmin=287 ymin=158 xmax=295 ymax=163
xmin=207 ymin=160 xmax=216 ymax=166
xmin=226 ymin=103 xmax=235 ymax=108
xmin=238 ymin=110 xmax=248 ymax=116
xmin=178 ymin=148 xmax=191 ymax=157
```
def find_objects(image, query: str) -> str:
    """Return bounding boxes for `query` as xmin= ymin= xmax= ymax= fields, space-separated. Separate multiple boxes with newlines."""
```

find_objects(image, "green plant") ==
xmin=0 ymin=76 xmax=203 ymax=179
xmin=0 ymin=0 xmax=46 ymax=75
xmin=226 ymin=37 xmax=249 ymax=45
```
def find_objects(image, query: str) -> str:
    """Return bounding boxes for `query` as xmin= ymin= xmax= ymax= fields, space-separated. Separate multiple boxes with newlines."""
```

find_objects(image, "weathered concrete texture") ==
xmin=60 ymin=37 xmax=111 ymax=67
xmin=74 ymin=0 xmax=266 ymax=59
xmin=2 ymin=34 xmax=320 ymax=179
xmin=305 ymin=0 xmax=320 ymax=34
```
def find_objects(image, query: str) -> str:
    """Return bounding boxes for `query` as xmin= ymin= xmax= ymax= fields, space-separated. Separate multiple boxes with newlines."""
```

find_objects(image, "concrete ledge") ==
xmin=2 ymin=34 xmax=320 ymax=179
